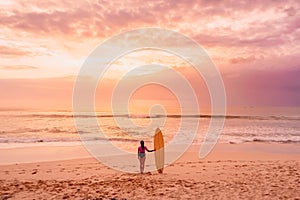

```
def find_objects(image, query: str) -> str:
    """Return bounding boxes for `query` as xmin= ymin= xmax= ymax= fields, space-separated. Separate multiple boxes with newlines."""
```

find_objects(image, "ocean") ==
xmin=0 ymin=107 xmax=299 ymax=151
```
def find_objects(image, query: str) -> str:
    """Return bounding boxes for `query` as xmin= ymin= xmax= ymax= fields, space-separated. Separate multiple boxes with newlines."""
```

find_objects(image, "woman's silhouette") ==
xmin=138 ymin=140 xmax=155 ymax=173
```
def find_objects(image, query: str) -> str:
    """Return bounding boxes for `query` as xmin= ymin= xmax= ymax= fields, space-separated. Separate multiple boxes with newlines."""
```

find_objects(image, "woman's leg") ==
xmin=139 ymin=156 xmax=146 ymax=173
xmin=138 ymin=157 xmax=142 ymax=173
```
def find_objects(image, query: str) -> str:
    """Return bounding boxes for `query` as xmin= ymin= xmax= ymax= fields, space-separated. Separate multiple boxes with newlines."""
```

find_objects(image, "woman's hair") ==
xmin=140 ymin=140 xmax=144 ymax=150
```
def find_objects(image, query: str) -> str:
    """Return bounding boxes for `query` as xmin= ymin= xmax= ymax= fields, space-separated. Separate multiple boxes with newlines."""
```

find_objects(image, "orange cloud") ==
xmin=0 ymin=65 xmax=38 ymax=70
xmin=0 ymin=45 xmax=34 ymax=57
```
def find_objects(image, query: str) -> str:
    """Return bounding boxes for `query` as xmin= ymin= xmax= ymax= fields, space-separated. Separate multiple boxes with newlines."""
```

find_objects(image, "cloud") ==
xmin=229 ymin=56 xmax=262 ymax=64
xmin=0 ymin=65 xmax=38 ymax=70
xmin=0 ymin=0 xmax=297 ymax=41
xmin=0 ymin=45 xmax=33 ymax=57
xmin=0 ymin=0 xmax=298 ymax=65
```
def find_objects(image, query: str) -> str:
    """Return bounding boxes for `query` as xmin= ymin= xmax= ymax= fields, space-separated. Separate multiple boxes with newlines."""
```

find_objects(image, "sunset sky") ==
xmin=0 ymin=0 xmax=299 ymax=112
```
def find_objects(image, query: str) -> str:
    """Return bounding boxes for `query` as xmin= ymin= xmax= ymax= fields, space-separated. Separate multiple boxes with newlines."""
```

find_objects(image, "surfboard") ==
xmin=154 ymin=128 xmax=164 ymax=173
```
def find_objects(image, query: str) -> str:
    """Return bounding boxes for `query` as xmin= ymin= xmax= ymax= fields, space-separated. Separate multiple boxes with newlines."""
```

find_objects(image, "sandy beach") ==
xmin=0 ymin=143 xmax=299 ymax=199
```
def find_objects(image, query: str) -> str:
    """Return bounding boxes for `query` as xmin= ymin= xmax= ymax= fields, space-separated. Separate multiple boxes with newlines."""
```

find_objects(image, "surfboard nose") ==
xmin=155 ymin=128 xmax=161 ymax=134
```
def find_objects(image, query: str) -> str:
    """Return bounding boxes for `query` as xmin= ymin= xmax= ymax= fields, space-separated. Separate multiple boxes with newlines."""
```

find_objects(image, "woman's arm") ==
xmin=145 ymin=147 xmax=156 ymax=152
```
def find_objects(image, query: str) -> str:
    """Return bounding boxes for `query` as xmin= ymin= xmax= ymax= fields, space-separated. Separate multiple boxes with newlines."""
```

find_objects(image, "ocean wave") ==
xmin=244 ymin=138 xmax=300 ymax=144
xmin=1 ymin=127 xmax=76 ymax=135
xmin=197 ymin=138 xmax=300 ymax=145
xmin=0 ymin=137 xmax=79 ymax=143
xmin=1 ymin=135 xmax=299 ymax=145
xmin=3 ymin=113 xmax=299 ymax=121
xmin=0 ymin=136 xmax=149 ymax=144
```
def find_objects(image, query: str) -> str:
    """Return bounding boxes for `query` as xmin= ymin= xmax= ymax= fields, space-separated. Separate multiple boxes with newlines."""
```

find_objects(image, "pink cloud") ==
xmin=1 ymin=0 xmax=298 ymax=66
xmin=229 ymin=56 xmax=262 ymax=64
xmin=0 ymin=0 xmax=297 ymax=43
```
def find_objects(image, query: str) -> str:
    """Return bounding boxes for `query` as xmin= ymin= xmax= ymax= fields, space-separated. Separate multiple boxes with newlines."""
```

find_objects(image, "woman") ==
xmin=138 ymin=140 xmax=155 ymax=174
